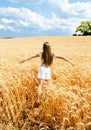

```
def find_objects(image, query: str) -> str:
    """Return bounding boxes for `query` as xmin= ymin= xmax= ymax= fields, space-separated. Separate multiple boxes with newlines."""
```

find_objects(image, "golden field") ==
xmin=0 ymin=36 xmax=91 ymax=130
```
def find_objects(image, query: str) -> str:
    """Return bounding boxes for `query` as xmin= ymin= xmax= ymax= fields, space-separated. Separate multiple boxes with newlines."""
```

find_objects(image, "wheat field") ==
xmin=0 ymin=36 xmax=91 ymax=130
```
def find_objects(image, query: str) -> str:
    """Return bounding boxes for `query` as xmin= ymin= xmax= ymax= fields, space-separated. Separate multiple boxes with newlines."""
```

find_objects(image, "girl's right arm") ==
xmin=20 ymin=54 xmax=39 ymax=64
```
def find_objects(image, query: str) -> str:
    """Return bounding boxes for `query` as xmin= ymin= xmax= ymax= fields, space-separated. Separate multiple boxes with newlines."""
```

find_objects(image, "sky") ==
xmin=0 ymin=0 xmax=91 ymax=38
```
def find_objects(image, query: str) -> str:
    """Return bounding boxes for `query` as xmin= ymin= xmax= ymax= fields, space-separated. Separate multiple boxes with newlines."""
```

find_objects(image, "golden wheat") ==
xmin=0 ymin=36 xmax=91 ymax=130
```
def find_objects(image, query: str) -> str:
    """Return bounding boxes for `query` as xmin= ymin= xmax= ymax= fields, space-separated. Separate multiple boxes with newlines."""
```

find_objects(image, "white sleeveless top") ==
xmin=37 ymin=52 xmax=55 ymax=80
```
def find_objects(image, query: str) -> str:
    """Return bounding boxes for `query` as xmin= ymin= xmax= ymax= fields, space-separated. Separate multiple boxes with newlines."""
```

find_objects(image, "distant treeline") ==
xmin=4 ymin=37 xmax=13 ymax=39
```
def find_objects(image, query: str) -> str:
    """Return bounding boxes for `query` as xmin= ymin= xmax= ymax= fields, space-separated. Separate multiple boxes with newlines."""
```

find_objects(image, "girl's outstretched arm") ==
xmin=55 ymin=55 xmax=75 ymax=66
xmin=20 ymin=54 xmax=39 ymax=64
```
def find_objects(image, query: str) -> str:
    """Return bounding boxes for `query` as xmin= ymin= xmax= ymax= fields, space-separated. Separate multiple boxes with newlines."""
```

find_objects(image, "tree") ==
xmin=73 ymin=21 xmax=91 ymax=36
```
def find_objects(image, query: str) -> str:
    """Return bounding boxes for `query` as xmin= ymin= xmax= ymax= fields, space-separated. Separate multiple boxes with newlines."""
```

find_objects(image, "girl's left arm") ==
xmin=20 ymin=54 xmax=39 ymax=64
xmin=55 ymin=55 xmax=75 ymax=66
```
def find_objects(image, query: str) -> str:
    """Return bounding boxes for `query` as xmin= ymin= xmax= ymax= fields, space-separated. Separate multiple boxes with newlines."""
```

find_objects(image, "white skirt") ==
xmin=37 ymin=65 xmax=51 ymax=80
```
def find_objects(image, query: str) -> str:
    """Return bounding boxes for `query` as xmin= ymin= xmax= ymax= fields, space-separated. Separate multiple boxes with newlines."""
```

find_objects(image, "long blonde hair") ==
xmin=42 ymin=42 xmax=53 ymax=66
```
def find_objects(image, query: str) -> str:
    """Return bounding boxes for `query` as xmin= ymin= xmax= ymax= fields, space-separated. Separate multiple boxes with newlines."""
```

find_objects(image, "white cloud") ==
xmin=1 ymin=18 xmax=15 ymax=24
xmin=0 ymin=7 xmax=54 ymax=31
xmin=8 ymin=0 xmax=91 ymax=19
xmin=8 ymin=0 xmax=44 ymax=4
xmin=0 ymin=24 xmax=6 ymax=30
xmin=0 ymin=24 xmax=15 ymax=31
xmin=19 ymin=20 xmax=30 ymax=27
xmin=46 ymin=0 xmax=91 ymax=33
xmin=6 ymin=26 xmax=15 ymax=31
xmin=0 ymin=6 xmax=88 ymax=34
xmin=24 ymin=0 xmax=44 ymax=4
xmin=8 ymin=0 xmax=21 ymax=3
xmin=47 ymin=0 xmax=91 ymax=18
xmin=0 ymin=0 xmax=91 ymax=36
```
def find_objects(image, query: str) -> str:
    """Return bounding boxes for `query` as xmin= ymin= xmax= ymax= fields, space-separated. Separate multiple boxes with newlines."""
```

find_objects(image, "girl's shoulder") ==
xmin=53 ymin=52 xmax=56 ymax=57
xmin=38 ymin=52 xmax=42 ymax=57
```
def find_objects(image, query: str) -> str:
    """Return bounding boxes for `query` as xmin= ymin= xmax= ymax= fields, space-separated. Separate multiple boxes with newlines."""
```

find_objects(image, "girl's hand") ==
xmin=71 ymin=62 xmax=75 ymax=66
xmin=19 ymin=59 xmax=25 ymax=64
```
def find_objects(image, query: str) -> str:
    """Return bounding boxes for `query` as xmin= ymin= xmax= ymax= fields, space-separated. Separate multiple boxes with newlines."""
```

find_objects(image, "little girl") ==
xmin=20 ymin=42 xmax=75 ymax=107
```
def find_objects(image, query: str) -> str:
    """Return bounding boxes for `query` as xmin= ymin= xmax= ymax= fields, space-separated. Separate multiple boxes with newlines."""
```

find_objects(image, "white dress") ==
xmin=37 ymin=52 xmax=51 ymax=80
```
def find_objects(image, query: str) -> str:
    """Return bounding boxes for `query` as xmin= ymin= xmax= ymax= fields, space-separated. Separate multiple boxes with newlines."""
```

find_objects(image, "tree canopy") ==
xmin=73 ymin=21 xmax=91 ymax=36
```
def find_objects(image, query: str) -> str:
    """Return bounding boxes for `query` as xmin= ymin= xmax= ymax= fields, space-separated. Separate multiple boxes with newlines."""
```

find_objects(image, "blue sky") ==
xmin=0 ymin=0 xmax=91 ymax=38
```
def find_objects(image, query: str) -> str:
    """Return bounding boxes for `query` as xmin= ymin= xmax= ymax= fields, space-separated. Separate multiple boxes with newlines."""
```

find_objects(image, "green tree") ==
xmin=73 ymin=21 xmax=91 ymax=36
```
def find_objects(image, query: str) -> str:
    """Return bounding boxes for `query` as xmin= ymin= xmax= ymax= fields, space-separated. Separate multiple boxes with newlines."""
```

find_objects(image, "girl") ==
xmin=20 ymin=42 xmax=75 ymax=107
